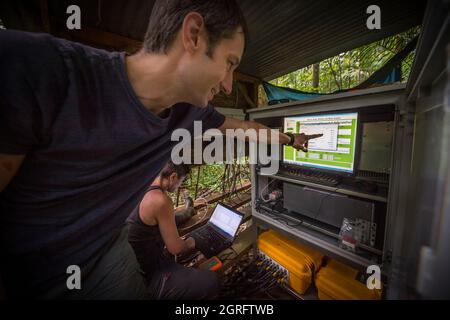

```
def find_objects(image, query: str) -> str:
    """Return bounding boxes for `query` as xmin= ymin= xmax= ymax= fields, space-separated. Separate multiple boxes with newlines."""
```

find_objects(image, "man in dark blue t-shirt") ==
xmin=0 ymin=0 xmax=319 ymax=299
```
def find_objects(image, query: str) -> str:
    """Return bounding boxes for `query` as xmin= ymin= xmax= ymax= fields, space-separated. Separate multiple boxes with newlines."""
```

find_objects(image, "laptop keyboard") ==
xmin=197 ymin=226 xmax=224 ymax=243
xmin=191 ymin=224 xmax=233 ymax=258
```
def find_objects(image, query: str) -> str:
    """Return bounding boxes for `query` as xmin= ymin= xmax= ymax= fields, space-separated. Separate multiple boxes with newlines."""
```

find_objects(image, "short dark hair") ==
xmin=160 ymin=160 xmax=191 ymax=179
xmin=144 ymin=0 xmax=248 ymax=57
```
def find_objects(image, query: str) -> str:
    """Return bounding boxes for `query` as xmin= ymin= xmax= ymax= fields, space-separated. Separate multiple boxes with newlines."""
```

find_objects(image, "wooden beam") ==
xmin=237 ymin=82 xmax=256 ymax=109
xmin=194 ymin=181 xmax=251 ymax=209
xmin=179 ymin=185 xmax=251 ymax=235
xmin=39 ymin=0 xmax=51 ymax=33
xmin=234 ymin=72 xmax=262 ymax=108
xmin=56 ymin=25 xmax=142 ymax=52
xmin=254 ymin=83 xmax=260 ymax=108
xmin=234 ymin=71 xmax=261 ymax=85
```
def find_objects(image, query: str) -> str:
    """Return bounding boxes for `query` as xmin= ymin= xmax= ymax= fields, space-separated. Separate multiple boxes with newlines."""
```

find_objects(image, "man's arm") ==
xmin=218 ymin=116 xmax=322 ymax=152
xmin=0 ymin=153 xmax=25 ymax=192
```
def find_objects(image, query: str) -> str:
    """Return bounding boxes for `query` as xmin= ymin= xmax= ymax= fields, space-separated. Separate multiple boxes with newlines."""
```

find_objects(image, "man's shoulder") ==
xmin=0 ymin=29 xmax=116 ymax=66
xmin=0 ymin=30 xmax=69 ymax=116
xmin=173 ymin=103 xmax=224 ymax=121
xmin=0 ymin=30 xmax=54 ymax=46
xmin=0 ymin=30 xmax=59 ymax=62
xmin=0 ymin=30 xmax=72 ymax=84
xmin=46 ymin=32 xmax=117 ymax=62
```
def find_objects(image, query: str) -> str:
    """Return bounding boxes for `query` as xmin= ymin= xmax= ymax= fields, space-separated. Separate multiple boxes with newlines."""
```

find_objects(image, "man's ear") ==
xmin=182 ymin=12 xmax=206 ymax=54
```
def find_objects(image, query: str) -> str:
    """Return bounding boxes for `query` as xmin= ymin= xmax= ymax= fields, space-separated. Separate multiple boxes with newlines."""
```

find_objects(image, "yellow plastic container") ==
xmin=315 ymin=259 xmax=383 ymax=300
xmin=257 ymin=230 xmax=324 ymax=294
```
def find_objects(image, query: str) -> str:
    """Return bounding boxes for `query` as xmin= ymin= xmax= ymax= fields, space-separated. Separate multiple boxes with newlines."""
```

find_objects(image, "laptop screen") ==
xmin=209 ymin=204 xmax=243 ymax=238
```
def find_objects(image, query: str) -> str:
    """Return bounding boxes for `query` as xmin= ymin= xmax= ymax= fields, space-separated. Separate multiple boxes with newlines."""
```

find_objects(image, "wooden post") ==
xmin=40 ymin=0 xmax=51 ymax=33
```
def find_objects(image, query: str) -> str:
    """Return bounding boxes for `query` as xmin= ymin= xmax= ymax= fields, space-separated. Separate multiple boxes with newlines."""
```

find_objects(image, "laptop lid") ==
xmin=208 ymin=203 xmax=244 ymax=239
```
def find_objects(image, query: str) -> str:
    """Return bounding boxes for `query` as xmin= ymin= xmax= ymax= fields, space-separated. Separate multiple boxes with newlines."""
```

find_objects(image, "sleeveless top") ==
xmin=126 ymin=185 xmax=174 ymax=278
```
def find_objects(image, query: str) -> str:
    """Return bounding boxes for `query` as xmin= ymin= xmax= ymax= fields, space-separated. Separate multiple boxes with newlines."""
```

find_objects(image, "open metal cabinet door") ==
xmin=388 ymin=0 xmax=450 ymax=299
xmin=422 ymin=76 xmax=450 ymax=298
xmin=415 ymin=40 xmax=450 ymax=299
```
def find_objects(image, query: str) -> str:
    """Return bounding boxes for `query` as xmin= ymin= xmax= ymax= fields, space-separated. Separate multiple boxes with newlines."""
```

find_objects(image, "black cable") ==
xmin=265 ymin=277 xmax=279 ymax=288
xmin=242 ymin=277 xmax=277 ymax=298
xmin=261 ymin=207 xmax=303 ymax=227
xmin=260 ymin=186 xmax=333 ymax=224
xmin=250 ymin=263 xmax=277 ymax=285
xmin=264 ymin=282 xmax=280 ymax=295
xmin=226 ymin=266 xmax=267 ymax=294
xmin=219 ymin=247 xmax=240 ymax=262
xmin=256 ymin=272 xmax=273 ymax=283
xmin=313 ymin=191 xmax=333 ymax=220
xmin=264 ymin=289 xmax=277 ymax=300
xmin=228 ymin=246 xmax=238 ymax=257
xmin=220 ymin=251 xmax=288 ymax=299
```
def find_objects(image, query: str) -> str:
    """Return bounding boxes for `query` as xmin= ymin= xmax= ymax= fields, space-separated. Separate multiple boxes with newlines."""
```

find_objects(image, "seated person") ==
xmin=126 ymin=160 xmax=218 ymax=299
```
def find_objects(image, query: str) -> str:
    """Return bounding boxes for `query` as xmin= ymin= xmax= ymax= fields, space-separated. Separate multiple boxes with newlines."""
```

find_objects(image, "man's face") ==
xmin=181 ymin=28 xmax=245 ymax=107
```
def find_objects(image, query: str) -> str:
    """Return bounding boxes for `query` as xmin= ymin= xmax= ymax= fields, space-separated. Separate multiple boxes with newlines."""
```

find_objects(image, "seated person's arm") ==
xmin=174 ymin=206 xmax=185 ymax=214
xmin=0 ymin=153 xmax=25 ymax=192
xmin=147 ymin=194 xmax=195 ymax=256
xmin=173 ymin=194 xmax=194 ymax=215
xmin=173 ymin=206 xmax=196 ymax=227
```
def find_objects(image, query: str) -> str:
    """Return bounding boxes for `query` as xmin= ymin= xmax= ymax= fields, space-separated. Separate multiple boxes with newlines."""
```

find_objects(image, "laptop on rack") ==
xmin=189 ymin=203 xmax=244 ymax=258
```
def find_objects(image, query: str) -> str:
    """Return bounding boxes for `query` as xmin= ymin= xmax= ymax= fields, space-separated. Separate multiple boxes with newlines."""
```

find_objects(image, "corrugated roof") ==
xmin=1 ymin=0 xmax=425 ymax=80
xmin=237 ymin=0 xmax=425 ymax=80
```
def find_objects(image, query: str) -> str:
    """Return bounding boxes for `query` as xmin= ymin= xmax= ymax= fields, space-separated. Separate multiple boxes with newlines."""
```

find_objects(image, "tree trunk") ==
xmin=312 ymin=63 xmax=319 ymax=89
xmin=327 ymin=58 xmax=341 ymax=91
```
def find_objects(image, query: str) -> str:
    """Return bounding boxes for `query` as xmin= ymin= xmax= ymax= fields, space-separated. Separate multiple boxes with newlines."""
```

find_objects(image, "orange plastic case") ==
xmin=315 ymin=259 xmax=383 ymax=300
xmin=205 ymin=256 xmax=223 ymax=271
xmin=257 ymin=230 xmax=324 ymax=294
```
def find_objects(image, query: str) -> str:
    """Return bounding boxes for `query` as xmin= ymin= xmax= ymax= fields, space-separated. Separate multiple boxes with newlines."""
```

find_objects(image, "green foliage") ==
xmin=269 ymin=27 xmax=420 ymax=93
xmin=185 ymin=163 xmax=227 ymax=193
xmin=170 ymin=160 xmax=251 ymax=205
